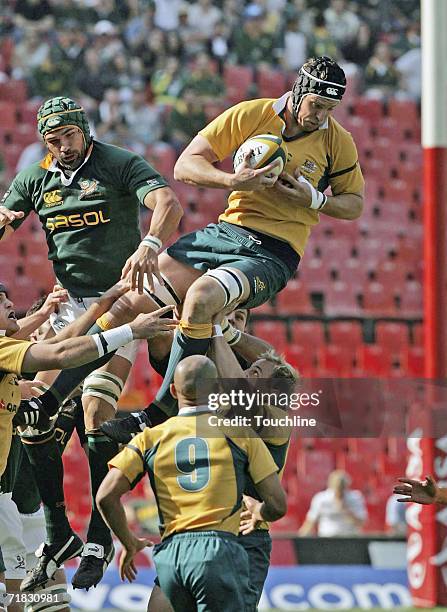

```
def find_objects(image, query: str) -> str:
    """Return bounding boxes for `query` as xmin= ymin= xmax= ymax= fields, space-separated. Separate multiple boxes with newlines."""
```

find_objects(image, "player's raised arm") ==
xmin=121 ymin=186 xmax=183 ymax=294
xmin=394 ymin=476 xmax=447 ymax=505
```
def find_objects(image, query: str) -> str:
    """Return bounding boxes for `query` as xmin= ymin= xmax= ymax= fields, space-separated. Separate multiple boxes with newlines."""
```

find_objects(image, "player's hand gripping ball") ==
xmin=233 ymin=134 xmax=287 ymax=178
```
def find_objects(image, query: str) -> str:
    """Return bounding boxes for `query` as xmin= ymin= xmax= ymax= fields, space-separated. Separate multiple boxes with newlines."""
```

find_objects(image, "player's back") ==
xmin=145 ymin=411 xmax=251 ymax=538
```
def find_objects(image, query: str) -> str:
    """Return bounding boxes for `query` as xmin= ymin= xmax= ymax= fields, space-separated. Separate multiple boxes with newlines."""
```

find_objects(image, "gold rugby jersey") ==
xmin=199 ymin=94 xmax=364 ymax=256
xmin=109 ymin=407 xmax=278 ymax=539
xmin=0 ymin=336 xmax=32 ymax=476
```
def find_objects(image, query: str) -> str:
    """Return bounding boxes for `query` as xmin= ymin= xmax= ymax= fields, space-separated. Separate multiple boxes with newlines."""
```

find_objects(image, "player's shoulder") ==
xmin=228 ymin=97 xmax=278 ymax=118
xmin=13 ymin=159 xmax=47 ymax=184
xmin=327 ymin=115 xmax=356 ymax=143
xmin=92 ymin=140 xmax=142 ymax=164
xmin=0 ymin=335 xmax=27 ymax=348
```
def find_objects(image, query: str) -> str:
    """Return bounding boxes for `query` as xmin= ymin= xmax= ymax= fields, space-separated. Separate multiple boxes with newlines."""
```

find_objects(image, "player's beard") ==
xmin=59 ymin=148 xmax=84 ymax=170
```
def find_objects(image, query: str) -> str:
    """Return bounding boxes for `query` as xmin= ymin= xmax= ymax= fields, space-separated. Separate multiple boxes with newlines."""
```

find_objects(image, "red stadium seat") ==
xmin=399 ymin=280 xmax=422 ymax=317
xmin=0 ymin=101 xmax=17 ymax=127
xmin=256 ymin=67 xmax=287 ymax=98
xmin=297 ymin=449 xmax=335 ymax=481
xmin=352 ymin=98 xmax=384 ymax=122
xmin=275 ymin=279 xmax=314 ymax=315
xmin=291 ymin=320 xmax=325 ymax=347
xmin=318 ymin=345 xmax=356 ymax=376
xmin=336 ymin=452 xmax=376 ymax=490
xmin=413 ymin=322 xmax=423 ymax=346
xmin=388 ymin=99 xmax=419 ymax=124
xmin=19 ymin=100 xmax=43 ymax=125
xmin=324 ymin=281 xmax=360 ymax=316
xmin=375 ymin=322 xmax=410 ymax=351
xmin=0 ymin=80 xmax=28 ymax=103
xmin=328 ymin=321 xmax=363 ymax=349
xmin=145 ymin=143 xmax=176 ymax=178
xmin=252 ymin=320 xmax=288 ymax=353
xmin=403 ymin=346 xmax=424 ymax=377
xmin=357 ymin=344 xmax=386 ymax=376
xmin=284 ymin=345 xmax=318 ymax=376
xmin=224 ymin=65 xmax=254 ymax=104
xmin=361 ymin=282 xmax=398 ymax=316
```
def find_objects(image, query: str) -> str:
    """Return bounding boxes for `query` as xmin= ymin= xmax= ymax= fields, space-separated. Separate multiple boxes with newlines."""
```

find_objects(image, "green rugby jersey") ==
xmin=1 ymin=140 xmax=168 ymax=297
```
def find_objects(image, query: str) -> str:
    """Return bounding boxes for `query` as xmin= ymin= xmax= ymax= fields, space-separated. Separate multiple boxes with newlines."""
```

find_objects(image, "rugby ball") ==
xmin=233 ymin=134 xmax=287 ymax=177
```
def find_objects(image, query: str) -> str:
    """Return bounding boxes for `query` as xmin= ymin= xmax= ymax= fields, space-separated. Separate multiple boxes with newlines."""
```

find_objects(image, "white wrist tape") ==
xmin=92 ymin=324 xmax=134 ymax=357
xmin=212 ymin=324 xmax=223 ymax=337
xmin=141 ymin=235 xmax=162 ymax=252
xmin=298 ymin=175 xmax=327 ymax=210
xmin=222 ymin=318 xmax=242 ymax=346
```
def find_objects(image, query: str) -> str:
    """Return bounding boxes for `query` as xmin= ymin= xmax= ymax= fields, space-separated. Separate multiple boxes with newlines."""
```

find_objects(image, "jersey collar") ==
xmin=178 ymin=405 xmax=212 ymax=416
xmin=42 ymin=142 xmax=94 ymax=187
xmin=273 ymin=92 xmax=329 ymax=131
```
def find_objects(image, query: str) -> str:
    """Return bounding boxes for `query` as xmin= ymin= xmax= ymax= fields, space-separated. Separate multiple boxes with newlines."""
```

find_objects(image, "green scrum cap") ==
xmin=37 ymin=96 xmax=91 ymax=144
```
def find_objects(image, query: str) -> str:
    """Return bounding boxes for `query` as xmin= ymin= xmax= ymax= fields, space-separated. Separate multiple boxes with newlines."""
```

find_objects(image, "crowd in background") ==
xmin=0 ymin=0 xmax=421 ymax=161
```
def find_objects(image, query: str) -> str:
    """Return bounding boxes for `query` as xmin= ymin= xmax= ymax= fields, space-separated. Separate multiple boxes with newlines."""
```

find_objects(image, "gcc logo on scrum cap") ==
xmin=326 ymin=87 xmax=339 ymax=96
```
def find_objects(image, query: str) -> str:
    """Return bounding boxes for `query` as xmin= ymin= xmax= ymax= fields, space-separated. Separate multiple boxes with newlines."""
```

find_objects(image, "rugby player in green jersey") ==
xmin=0 ymin=97 xmax=183 ymax=590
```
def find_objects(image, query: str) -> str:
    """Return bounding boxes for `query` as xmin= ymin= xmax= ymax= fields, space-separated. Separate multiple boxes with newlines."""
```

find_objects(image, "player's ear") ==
xmin=170 ymin=382 xmax=178 ymax=399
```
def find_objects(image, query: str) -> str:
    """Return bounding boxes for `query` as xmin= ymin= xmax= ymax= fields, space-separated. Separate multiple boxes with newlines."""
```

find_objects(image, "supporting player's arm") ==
xmin=247 ymin=472 xmax=287 ymax=524
xmin=20 ymin=306 xmax=178 ymax=372
xmin=394 ymin=476 xmax=447 ymax=505
xmin=97 ymin=467 xmax=152 ymax=582
xmin=41 ymin=281 xmax=131 ymax=344
xmin=0 ymin=205 xmax=24 ymax=241
xmin=12 ymin=285 xmax=69 ymax=340
xmin=174 ymin=135 xmax=279 ymax=191
xmin=121 ymin=186 xmax=183 ymax=294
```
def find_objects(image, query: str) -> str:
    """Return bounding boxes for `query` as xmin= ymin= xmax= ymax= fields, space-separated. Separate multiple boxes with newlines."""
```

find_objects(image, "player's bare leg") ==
xmin=152 ymin=266 xmax=250 ymax=410
xmin=147 ymin=584 xmax=174 ymax=612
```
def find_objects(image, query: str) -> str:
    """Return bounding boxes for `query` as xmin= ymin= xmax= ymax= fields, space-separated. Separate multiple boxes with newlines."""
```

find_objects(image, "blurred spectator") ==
xmin=341 ymin=22 xmax=376 ymax=67
xmin=288 ymin=0 xmax=315 ymax=38
xmin=124 ymin=4 xmax=156 ymax=49
xmin=391 ymin=21 xmax=421 ymax=59
xmin=75 ymin=48 xmax=111 ymax=102
xmin=208 ymin=20 xmax=230 ymax=66
xmin=324 ymin=0 xmax=360 ymax=46
xmin=177 ymin=4 xmax=203 ymax=57
xmin=298 ymin=470 xmax=368 ymax=537
xmin=221 ymin=0 xmax=242 ymax=32
xmin=131 ymin=28 xmax=168 ymax=74
xmin=15 ymin=139 xmax=46 ymax=173
xmin=188 ymin=0 xmax=223 ymax=41
xmin=166 ymin=88 xmax=207 ymax=154
xmin=231 ymin=4 xmax=276 ymax=66
xmin=14 ymin=0 xmax=54 ymax=28
xmin=91 ymin=19 xmax=125 ymax=64
xmin=364 ymin=41 xmax=400 ymax=100
xmin=280 ymin=13 xmax=307 ymax=71
xmin=11 ymin=26 xmax=51 ymax=80
xmin=395 ymin=46 xmax=421 ymax=101
xmin=151 ymin=56 xmax=186 ymax=106
xmin=307 ymin=12 xmax=339 ymax=60
xmin=122 ymin=87 xmax=164 ymax=147
xmin=385 ymin=493 xmax=407 ymax=536
xmin=154 ymin=0 xmax=182 ymax=31
xmin=183 ymin=52 xmax=226 ymax=104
